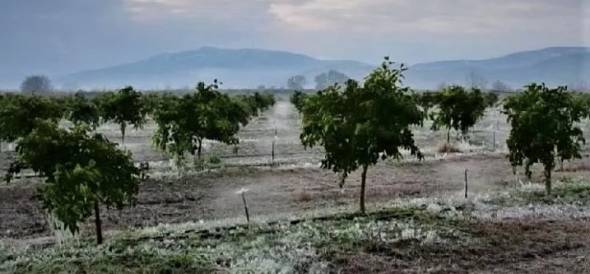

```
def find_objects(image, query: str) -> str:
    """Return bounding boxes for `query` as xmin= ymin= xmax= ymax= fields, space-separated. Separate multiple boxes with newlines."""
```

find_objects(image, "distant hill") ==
xmin=60 ymin=47 xmax=373 ymax=90
xmin=60 ymin=46 xmax=590 ymax=90
xmin=405 ymin=47 xmax=590 ymax=90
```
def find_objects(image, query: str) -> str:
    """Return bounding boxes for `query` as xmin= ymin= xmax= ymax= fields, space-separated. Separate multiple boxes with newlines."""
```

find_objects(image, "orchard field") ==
xmin=2 ymin=93 xmax=590 ymax=272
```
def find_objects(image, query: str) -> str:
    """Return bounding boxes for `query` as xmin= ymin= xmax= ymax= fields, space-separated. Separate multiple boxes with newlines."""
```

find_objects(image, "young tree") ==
xmin=95 ymin=86 xmax=146 ymax=144
xmin=504 ymin=83 xmax=586 ymax=195
xmin=0 ymin=95 xmax=63 ymax=144
xmin=415 ymin=91 xmax=438 ymax=118
xmin=141 ymin=92 xmax=162 ymax=118
xmin=153 ymin=82 xmax=252 ymax=163
xmin=250 ymin=92 xmax=275 ymax=113
xmin=301 ymin=58 xmax=423 ymax=213
xmin=290 ymin=90 xmax=309 ymax=113
xmin=64 ymin=92 xmax=100 ymax=128
xmin=483 ymin=92 xmax=499 ymax=108
xmin=287 ymin=75 xmax=306 ymax=90
xmin=430 ymin=85 xmax=490 ymax=143
xmin=20 ymin=75 xmax=52 ymax=95
xmin=6 ymin=122 xmax=141 ymax=244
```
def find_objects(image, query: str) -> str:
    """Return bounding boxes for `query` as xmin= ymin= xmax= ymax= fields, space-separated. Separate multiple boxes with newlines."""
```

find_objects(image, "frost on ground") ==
xmin=2 ymin=180 xmax=590 ymax=274
xmin=3 ymin=103 xmax=590 ymax=272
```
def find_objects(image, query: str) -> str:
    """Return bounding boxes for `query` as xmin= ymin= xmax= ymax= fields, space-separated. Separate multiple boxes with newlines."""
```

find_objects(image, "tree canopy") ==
xmin=428 ymin=85 xmax=491 ymax=143
xmin=152 ymin=82 xmax=262 ymax=165
xmin=0 ymin=94 xmax=63 ymax=143
xmin=6 ymin=122 xmax=140 ymax=244
xmin=95 ymin=86 xmax=147 ymax=143
xmin=290 ymin=90 xmax=309 ymax=113
xmin=300 ymin=58 xmax=423 ymax=213
xmin=503 ymin=83 xmax=586 ymax=195
xmin=64 ymin=92 xmax=101 ymax=128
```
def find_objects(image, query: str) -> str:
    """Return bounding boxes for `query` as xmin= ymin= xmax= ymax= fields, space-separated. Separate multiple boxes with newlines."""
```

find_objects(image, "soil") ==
xmin=2 ymin=100 xmax=590 ymax=243
xmin=334 ymin=219 xmax=590 ymax=273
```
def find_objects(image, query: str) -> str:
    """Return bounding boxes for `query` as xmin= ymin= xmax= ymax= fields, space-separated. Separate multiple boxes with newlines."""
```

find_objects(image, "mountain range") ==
xmin=60 ymin=46 xmax=590 ymax=90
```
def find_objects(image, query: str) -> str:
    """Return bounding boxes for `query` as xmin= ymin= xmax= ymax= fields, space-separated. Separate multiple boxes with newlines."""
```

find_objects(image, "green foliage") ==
xmin=414 ymin=91 xmax=438 ymax=118
xmin=95 ymin=86 xmax=147 ymax=143
xmin=233 ymin=92 xmax=275 ymax=117
xmin=290 ymin=90 xmax=309 ymax=113
xmin=516 ymin=179 xmax=590 ymax=206
xmin=140 ymin=92 xmax=163 ymax=117
xmin=64 ymin=92 xmax=100 ymax=128
xmin=153 ymin=82 xmax=256 ymax=164
xmin=0 ymin=94 xmax=63 ymax=143
xmin=301 ymin=58 xmax=423 ymax=212
xmin=483 ymin=92 xmax=499 ymax=107
xmin=503 ymin=83 xmax=586 ymax=194
xmin=429 ymin=85 xmax=491 ymax=143
xmin=6 ymin=122 xmax=140 ymax=242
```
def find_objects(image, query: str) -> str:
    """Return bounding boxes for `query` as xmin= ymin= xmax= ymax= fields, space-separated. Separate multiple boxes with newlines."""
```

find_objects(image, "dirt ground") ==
xmin=2 ymin=100 xmax=590 ymax=240
xmin=334 ymin=218 xmax=590 ymax=273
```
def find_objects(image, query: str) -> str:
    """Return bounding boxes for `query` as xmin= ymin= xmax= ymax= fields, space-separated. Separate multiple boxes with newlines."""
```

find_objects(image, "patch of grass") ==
xmin=4 ymin=200 xmax=589 ymax=273
xmin=519 ymin=179 xmax=590 ymax=205
xmin=489 ymin=179 xmax=590 ymax=206
xmin=437 ymin=142 xmax=462 ymax=153
xmin=3 ymin=207 xmax=456 ymax=274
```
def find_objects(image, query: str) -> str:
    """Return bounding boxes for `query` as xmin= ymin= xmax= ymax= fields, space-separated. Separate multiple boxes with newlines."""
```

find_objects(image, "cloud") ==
xmin=124 ymin=0 xmax=270 ymax=25
xmin=119 ymin=0 xmax=588 ymax=50
xmin=268 ymin=0 xmax=587 ymax=37
xmin=0 ymin=0 xmax=588 ymax=88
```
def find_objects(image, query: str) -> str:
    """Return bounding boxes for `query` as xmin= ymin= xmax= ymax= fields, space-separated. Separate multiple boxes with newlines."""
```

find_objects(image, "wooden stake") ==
xmin=241 ymin=192 xmax=250 ymax=223
xmin=464 ymin=169 xmax=468 ymax=199
xmin=271 ymin=141 xmax=275 ymax=165
xmin=271 ymin=127 xmax=277 ymax=166
xmin=492 ymin=131 xmax=496 ymax=151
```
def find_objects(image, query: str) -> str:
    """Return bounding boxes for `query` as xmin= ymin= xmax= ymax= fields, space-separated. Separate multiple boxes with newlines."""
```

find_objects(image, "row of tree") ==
xmin=293 ymin=82 xmax=498 ymax=146
xmin=152 ymin=81 xmax=275 ymax=164
xmin=0 ymin=83 xmax=275 ymax=244
xmin=293 ymin=57 xmax=589 ymax=213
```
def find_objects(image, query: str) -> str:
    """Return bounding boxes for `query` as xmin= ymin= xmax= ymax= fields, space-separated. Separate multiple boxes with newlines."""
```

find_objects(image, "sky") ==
xmin=0 ymin=0 xmax=589 ymax=87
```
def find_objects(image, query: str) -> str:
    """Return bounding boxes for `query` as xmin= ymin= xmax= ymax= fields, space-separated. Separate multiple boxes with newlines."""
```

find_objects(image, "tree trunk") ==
xmin=560 ymin=158 xmax=564 ymax=171
xmin=94 ymin=200 xmax=103 ymax=245
xmin=120 ymin=122 xmax=126 ymax=145
xmin=360 ymin=165 xmax=368 ymax=214
xmin=544 ymin=166 xmax=552 ymax=196
xmin=197 ymin=139 xmax=203 ymax=159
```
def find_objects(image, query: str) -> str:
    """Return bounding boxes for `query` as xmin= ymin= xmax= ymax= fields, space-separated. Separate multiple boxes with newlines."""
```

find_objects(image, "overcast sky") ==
xmin=1 ymin=0 xmax=588 ymax=87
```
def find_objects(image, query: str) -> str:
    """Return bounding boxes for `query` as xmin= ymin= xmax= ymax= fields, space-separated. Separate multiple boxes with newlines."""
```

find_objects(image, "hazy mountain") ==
xmin=61 ymin=47 xmax=373 ymax=90
xmin=60 ymin=46 xmax=590 ymax=90
xmin=405 ymin=47 xmax=590 ymax=90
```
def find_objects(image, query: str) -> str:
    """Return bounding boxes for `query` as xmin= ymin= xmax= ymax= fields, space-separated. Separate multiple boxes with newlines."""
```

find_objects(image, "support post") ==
xmin=464 ymin=169 xmax=468 ymax=199
xmin=241 ymin=192 xmax=250 ymax=223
